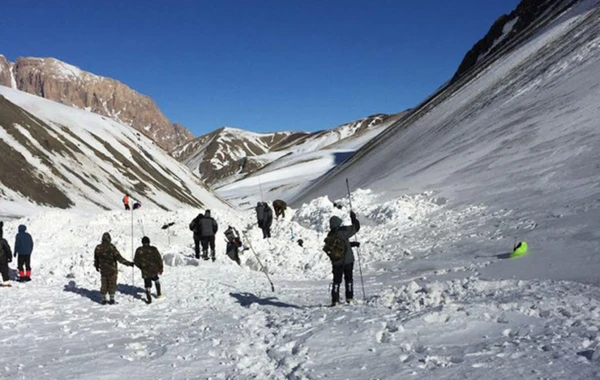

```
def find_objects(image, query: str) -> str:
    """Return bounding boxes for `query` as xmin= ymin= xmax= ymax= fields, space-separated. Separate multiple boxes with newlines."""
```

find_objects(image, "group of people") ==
xmin=122 ymin=193 xmax=142 ymax=211
xmin=4 ymin=195 xmax=362 ymax=308
xmin=93 ymin=233 xmax=163 ymax=305
xmin=0 ymin=221 xmax=35 ymax=287
xmin=255 ymin=199 xmax=287 ymax=239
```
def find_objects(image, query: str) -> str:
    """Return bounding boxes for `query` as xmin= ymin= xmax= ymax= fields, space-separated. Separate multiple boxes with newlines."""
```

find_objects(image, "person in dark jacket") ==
xmin=255 ymin=202 xmax=265 ymax=229
xmin=199 ymin=210 xmax=218 ymax=261
xmin=94 ymin=232 xmax=134 ymax=305
xmin=273 ymin=199 xmax=287 ymax=219
xmin=0 ymin=225 xmax=12 ymax=287
xmin=328 ymin=211 xmax=360 ymax=306
xmin=134 ymin=236 xmax=163 ymax=304
xmin=14 ymin=224 xmax=34 ymax=281
xmin=224 ymin=226 xmax=242 ymax=265
xmin=189 ymin=212 xmax=205 ymax=259
xmin=262 ymin=202 xmax=273 ymax=239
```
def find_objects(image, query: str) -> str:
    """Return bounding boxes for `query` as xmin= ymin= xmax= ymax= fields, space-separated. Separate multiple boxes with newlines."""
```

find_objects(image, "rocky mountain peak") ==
xmin=0 ymin=55 xmax=194 ymax=151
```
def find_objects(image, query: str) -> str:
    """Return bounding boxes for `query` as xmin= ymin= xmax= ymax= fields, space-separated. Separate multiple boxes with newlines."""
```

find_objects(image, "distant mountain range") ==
xmin=0 ymin=56 xmax=193 ymax=151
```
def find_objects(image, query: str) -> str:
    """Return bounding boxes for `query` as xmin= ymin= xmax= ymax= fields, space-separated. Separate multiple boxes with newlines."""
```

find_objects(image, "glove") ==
xmin=350 ymin=241 xmax=360 ymax=248
xmin=95 ymin=266 xmax=100 ymax=272
xmin=128 ymin=262 xmax=135 ymax=267
xmin=14 ymin=253 xmax=17 ymax=258
xmin=350 ymin=211 xmax=357 ymax=220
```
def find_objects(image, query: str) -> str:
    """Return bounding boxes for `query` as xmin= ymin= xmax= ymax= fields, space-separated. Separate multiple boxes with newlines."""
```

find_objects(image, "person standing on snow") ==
xmin=189 ymin=212 xmax=205 ymax=259
xmin=123 ymin=193 xmax=131 ymax=210
xmin=224 ymin=225 xmax=242 ymax=265
xmin=255 ymin=201 xmax=265 ymax=230
xmin=0 ymin=224 xmax=13 ymax=287
xmin=94 ymin=232 xmax=134 ymax=305
xmin=273 ymin=199 xmax=287 ymax=219
xmin=14 ymin=224 xmax=34 ymax=282
xmin=263 ymin=202 xmax=273 ymax=238
xmin=325 ymin=211 xmax=360 ymax=306
xmin=199 ymin=210 xmax=218 ymax=261
xmin=134 ymin=236 xmax=163 ymax=304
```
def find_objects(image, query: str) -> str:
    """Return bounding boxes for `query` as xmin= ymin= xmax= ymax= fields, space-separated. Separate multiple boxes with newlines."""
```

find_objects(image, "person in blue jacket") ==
xmin=14 ymin=224 xmax=34 ymax=282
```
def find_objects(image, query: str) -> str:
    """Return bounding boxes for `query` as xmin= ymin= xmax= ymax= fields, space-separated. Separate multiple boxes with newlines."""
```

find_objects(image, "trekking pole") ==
xmin=131 ymin=207 xmax=134 ymax=286
xmin=242 ymin=232 xmax=275 ymax=292
xmin=258 ymin=175 xmax=264 ymax=203
xmin=346 ymin=178 xmax=366 ymax=301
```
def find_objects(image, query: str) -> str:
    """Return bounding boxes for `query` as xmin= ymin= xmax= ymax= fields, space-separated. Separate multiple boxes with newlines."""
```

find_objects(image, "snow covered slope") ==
xmin=0 ymin=86 xmax=228 ymax=217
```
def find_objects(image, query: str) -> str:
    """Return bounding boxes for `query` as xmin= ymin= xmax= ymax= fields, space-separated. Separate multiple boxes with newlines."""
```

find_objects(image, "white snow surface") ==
xmin=1 ymin=2 xmax=600 ymax=380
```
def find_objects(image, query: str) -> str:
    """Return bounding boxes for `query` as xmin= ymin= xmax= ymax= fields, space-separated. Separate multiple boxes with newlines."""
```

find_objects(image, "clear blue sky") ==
xmin=3 ymin=0 xmax=519 ymax=136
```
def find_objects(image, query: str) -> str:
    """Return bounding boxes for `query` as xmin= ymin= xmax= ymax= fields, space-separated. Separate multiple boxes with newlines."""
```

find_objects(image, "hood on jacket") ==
xmin=205 ymin=210 xmax=211 ymax=217
xmin=18 ymin=225 xmax=27 ymax=233
xmin=141 ymin=236 xmax=150 ymax=245
xmin=102 ymin=232 xmax=112 ymax=243
xmin=329 ymin=216 xmax=342 ymax=230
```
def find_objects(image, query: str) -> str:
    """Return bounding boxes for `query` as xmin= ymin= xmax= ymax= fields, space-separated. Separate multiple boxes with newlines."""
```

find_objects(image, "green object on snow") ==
xmin=510 ymin=241 xmax=529 ymax=258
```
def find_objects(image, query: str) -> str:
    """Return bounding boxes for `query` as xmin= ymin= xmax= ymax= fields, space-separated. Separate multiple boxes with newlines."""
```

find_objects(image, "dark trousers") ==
xmin=124 ymin=204 xmax=130 ymax=210
xmin=200 ymin=236 xmax=216 ymax=256
xmin=0 ymin=258 xmax=8 ymax=282
xmin=18 ymin=255 xmax=31 ymax=272
xmin=226 ymin=241 xmax=240 ymax=264
xmin=261 ymin=224 xmax=271 ymax=239
xmin=194 ymin=238 xmax=201 ymax=258
xmin=100 ymin=274 xmax=118 ymax=295
xmin=332 ymin=263 xmax=354 ymax=302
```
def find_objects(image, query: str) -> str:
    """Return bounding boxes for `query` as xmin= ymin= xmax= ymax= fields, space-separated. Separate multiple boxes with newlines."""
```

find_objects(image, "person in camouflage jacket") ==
xmin=134 ymin=236 xmax=163 ymax=304
xmin=94 ymin=232 xmax=134 ymax=305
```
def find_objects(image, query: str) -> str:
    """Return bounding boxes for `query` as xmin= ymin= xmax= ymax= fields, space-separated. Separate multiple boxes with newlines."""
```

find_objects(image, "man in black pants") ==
xmin=327 ymin=211 xmax=360 ymax=306
xmin=199 ymin=210 xmax=218 ymax=261
xmin=189 ymin=212 xmax=205 ymax=259
xmin=14 ymin=224 xmax=34 ymax=281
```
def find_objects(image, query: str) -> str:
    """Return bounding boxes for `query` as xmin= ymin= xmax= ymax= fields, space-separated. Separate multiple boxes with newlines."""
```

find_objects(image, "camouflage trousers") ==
xmin=100 ymin=274 xmax=118 ymax=295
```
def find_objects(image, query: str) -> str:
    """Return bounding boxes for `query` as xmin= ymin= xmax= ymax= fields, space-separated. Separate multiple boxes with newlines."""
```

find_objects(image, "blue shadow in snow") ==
xmin=230 ymin=292 xmax=301 ymax=309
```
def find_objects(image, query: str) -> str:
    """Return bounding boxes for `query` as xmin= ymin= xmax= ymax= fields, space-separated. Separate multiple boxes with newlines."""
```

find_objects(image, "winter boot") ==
xmin=101 ymin=294 xmax=108 ymax=305
xmin=18 ymin=270 xmax=24 ymax=280
xmin=155 ymin=281 xmax=163 ymax=299
xmin=108 ymin=294 xmax=115 ymax=305
xmin=145 ymin=288 xmax=152 ymax=304
xmin=25 ymin=270 xmax=31 ymax=282
xmin=1 ymin=281 xmax=11 ymax=288
xmin=345 ymin=282 xmax=354 ymax=303
xmin=210 ymin=250 xmax=216 ymax=262
xmin=331 ymin=283 xmax=340 ymax=306
xmin=202 ymin=250 xmax=209 ymax=260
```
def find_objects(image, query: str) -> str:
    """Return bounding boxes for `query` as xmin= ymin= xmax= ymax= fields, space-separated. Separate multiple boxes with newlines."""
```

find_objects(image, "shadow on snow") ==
xmin=230 ymin=292 xmax=301 ymax=309
xmin=63 ymin=280 xmax=145 ymax=303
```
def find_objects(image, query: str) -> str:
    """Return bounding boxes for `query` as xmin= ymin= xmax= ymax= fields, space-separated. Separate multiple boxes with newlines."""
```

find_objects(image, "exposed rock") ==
xmin=3 ymin=56 xmax=193 ymax=151
xmin=0 ymin=55 xmax=13 ymax=87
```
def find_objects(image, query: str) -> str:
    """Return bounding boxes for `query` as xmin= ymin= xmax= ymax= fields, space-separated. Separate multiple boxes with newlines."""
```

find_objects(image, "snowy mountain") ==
xmin=0 ymin=85 xmax=228 ymax=217
xmin=173 ymin=113 xmax=403 ymax=189
xmin=0 ymin=55 xmax=194 ymax=151
xmin=214 ymin=113 xmax=407 ymax=208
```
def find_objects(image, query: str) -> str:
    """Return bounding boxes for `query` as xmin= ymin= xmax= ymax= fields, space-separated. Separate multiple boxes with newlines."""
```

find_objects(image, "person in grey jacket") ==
xmin=14 ymin=224 xmax=34 ymax=281
xmin=199 ymin=210 xmax=218 ymax=261
xmin=328 ymin=211 xmax=360 ymax=306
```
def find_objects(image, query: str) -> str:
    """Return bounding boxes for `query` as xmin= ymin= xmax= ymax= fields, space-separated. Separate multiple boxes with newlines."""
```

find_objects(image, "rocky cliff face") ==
xmin=0 ymin=55 xmax=193 ymax=151
xmin=452 ymin=0 xmax=577 ymax=82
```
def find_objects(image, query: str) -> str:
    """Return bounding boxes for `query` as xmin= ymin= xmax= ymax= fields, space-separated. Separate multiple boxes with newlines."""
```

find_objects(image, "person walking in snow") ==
xmin=273 ymin=199 xmax=287 ymax=219
xmin=134 ymin=236 xmax=163 ymax=304
xmin=325 ymin=211 xmax=360 ymax=306
xmin=94 ymin=232 xmax=134 ymax=305
xmin=14 ymin=224 xmax=34 ymax=282
xmin=255 ymin=201 xmax=265 ymax=229
xmin=189 ymin=212 xmax=205 ymax=259
xmin=224 ymin=225 xmax=242 ymax=265
xmin=123 ymin=193 xmax=131 ymax=211
xmin=198 ymin=210 xmax=218 ymax=261
xmin=0 ymin=224 xmax=13 ymax=287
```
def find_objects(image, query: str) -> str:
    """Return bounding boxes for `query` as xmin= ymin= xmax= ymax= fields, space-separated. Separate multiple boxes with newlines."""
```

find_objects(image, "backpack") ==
xmin=323 ymin=232 xmax=346 ymax=262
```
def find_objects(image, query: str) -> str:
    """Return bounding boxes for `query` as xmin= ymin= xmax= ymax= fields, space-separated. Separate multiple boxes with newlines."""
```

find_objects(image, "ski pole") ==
xmin=131 ymin=207 xmax=134 ymax=286
xmin=346 ymin=178 xmax=366 ymax=301
xmin=242 ymin=232 xmax=275 ymax=292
